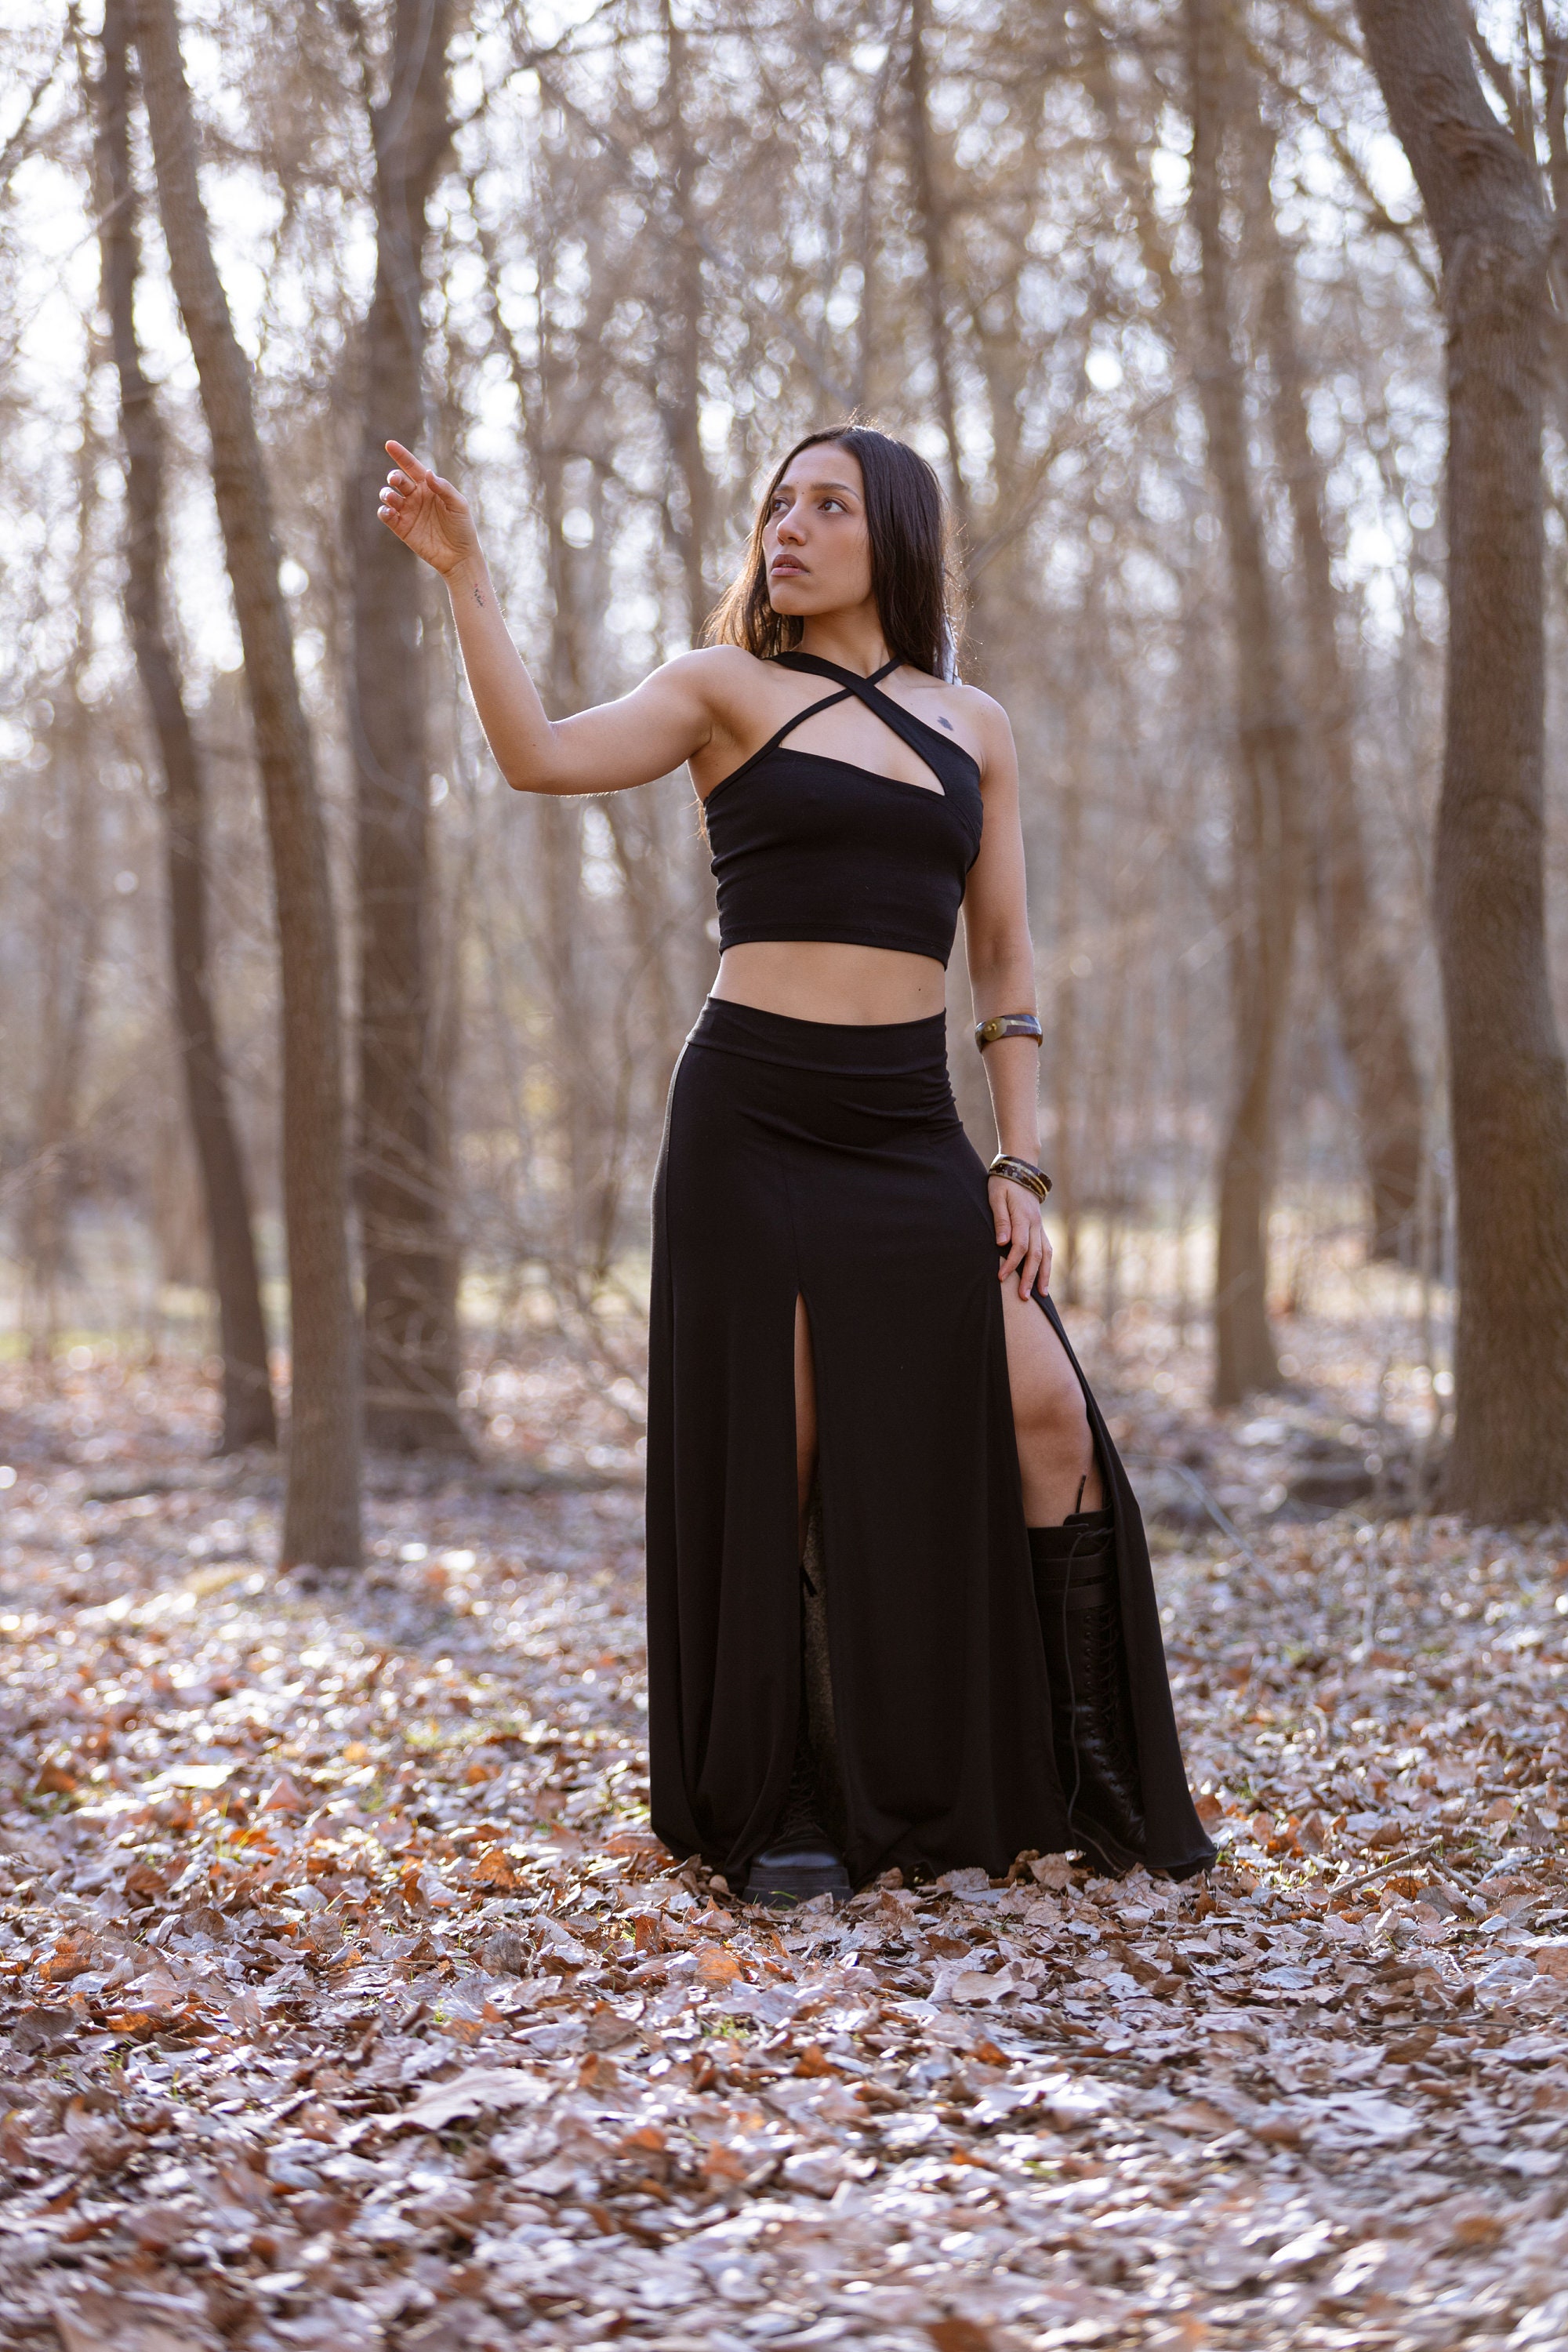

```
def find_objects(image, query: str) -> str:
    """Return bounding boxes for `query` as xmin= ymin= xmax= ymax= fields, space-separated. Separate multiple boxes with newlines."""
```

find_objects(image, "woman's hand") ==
xmin=378 ymin=439 xmax=483 ymax=575
xmin=991 ymin=1174 xmax=1051 ymax=1301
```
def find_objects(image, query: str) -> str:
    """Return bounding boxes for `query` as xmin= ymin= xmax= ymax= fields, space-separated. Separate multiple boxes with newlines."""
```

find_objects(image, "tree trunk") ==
xmin=1355 ymin=0 xmax=1568 ymax=1521
xmin=134 ymin=0 xmax=361 ymax=1566
xmin=1248 ymin=125 xmax=1426 ymax=1265
xmin=93 ymin=0 xmax=275 ymax=1453
xmin=347 ymin=0 xmax=466 ymax=1453
xmin=908 ymin=0 xmax=975 ymax=569
xmin=22 ymin=543 xmax=100 ymax=1367
xmin=658 ymin=0 xmax=717 ymax=644
xmin=1184 ymin=0 xmax=1308 ymax=1406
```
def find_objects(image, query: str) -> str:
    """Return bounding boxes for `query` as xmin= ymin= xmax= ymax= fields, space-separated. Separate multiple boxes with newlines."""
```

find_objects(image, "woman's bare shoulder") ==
xmin=902 ymin=672 xmax=1014 ymax=777
xmin=948 ymin=678 xmax=1011 ymax=730
xmin=654 ymin=644 xmax=772 ymax=723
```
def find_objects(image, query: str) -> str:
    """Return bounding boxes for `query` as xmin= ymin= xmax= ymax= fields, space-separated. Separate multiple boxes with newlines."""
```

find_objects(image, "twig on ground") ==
xmin=1316 ymin=1835 xmax=1449 ymax=1899
xmin=1171 ymin=1463 xmax=1267 ymax=1577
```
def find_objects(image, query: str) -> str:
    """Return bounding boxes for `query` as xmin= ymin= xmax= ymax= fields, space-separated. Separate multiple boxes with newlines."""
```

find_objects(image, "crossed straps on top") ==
xmin=754 ymin=650 xmax=981 ymax=800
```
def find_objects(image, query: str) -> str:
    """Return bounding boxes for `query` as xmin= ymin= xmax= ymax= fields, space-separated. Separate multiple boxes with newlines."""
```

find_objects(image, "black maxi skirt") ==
xmin=645 ymin=997 xmax=1215 ymax=1888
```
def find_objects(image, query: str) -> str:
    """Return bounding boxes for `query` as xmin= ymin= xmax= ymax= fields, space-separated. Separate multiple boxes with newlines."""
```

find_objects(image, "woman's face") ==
xmin=762 ymin=446 xmax=874 ymax=620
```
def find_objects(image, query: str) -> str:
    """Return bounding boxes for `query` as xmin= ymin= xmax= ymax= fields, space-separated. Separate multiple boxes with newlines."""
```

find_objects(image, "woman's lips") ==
xmin=770 ymin=560 xmax=805 ymax=577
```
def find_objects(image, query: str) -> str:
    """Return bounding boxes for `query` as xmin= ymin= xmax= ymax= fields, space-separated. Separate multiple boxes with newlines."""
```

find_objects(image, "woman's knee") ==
xmin=1012 ymin=1363 xmax=1091 ymax=1455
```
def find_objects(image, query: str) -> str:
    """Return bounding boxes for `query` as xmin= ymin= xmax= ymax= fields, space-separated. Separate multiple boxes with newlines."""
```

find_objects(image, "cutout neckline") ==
xmin=704 ymin=651 xmax=980 ymax=805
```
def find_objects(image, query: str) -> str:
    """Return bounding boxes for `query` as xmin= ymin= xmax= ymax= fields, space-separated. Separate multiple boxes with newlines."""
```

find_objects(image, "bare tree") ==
xmin=343 ymin=0 xmax=466 ymax=1453
xmin=93 ymin=0 xmax=275 ymax=1452
xmin=1184 ymin=0 xmax=1309 ymax=1403
xmin=1247 ymin=122 xmax=1425 ymax=1267
xmin=133 ymin=0 xmax=361 ymax=1564
xmin=907 ymin=0 xmax=975 ymax=563
xmin=1354 ymin=0 xmax=1568 ymax=1520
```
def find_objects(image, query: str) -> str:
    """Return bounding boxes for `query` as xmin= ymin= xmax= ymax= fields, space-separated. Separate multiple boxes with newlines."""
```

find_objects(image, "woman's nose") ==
xmin=775 ymin=509 xmax=805 ymax=544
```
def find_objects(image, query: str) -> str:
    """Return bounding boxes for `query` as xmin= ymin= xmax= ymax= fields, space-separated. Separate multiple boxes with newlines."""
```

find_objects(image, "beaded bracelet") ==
xmin=988 ymin=1152 xmax=1052 ymax=1201
xmin=975 ymin=1011 xmax=1044 ymax=1051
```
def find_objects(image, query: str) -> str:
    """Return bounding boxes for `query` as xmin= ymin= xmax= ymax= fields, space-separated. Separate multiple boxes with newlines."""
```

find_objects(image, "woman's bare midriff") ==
xmin=712 ymin=940 xmax=946 ymax=1026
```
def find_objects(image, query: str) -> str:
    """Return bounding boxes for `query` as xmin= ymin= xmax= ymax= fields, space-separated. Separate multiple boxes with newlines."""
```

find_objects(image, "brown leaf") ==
xmin=12 ymin=2005 xmax=75 ymax=2053
xmin=125 ymin=1863 xmax=169 ymax=1907
xmin=1165 ymin=2099 xmax=1240 ymax=2136
xmin=399 ymin=2066 xmax=548 ymax=2132
xmin=927 ymin=2321 xmax=996 ymax=2352
xmin=1029 ymin=1853 xmax=1073 ymax=1889
xmin=586 ymin=2003 xmax=638 ymax=2050
xmin=259 ymin=1773 xmax=306 ymax=1814
xmin=695 ymin=1944 xmax=740 ymax=1987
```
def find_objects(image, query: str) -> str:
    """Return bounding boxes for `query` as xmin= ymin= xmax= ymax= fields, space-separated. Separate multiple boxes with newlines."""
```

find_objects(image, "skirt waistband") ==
xmin=687 ymin=996 xmax=949 ymax=1077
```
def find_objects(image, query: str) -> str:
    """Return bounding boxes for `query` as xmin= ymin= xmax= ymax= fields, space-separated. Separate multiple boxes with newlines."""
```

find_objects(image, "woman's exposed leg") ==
xmin=1001 ymin=1283 xmax=1103 ymax=1523
xmin=795 ymin=1295 xmax=818 ymax=1552
xmin=1006 ymin=1286 xmax=1142 ymax=1867
xmin=746 ymin=1294 xmax=848 ymax=1904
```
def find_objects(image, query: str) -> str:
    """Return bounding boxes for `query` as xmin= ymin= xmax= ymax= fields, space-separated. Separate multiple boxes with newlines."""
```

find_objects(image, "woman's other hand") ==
xmin=991 ymin=1174 xmax=1050 ymax=1301
xmin=378 ymin=439 xmax=481 ymax=575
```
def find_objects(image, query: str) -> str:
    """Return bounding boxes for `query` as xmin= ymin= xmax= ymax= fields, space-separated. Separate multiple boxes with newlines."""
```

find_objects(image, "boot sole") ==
xmin=1070 ymin=1809 xmax=1144 ymax=1876
xmin=743 ymin=1862 xmax=851 ymax=1907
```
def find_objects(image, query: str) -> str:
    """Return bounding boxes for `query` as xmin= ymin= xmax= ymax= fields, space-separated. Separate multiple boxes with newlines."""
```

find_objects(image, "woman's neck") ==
xmin=794 ymin=612 xmax=895 ymax=677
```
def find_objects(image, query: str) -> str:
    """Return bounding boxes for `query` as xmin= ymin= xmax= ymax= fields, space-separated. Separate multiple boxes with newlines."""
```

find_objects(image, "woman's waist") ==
xmin=711 ymin=942 xmax=946 ymax=1032
xmin=687 ymin=989 xmax=953 ymax=1080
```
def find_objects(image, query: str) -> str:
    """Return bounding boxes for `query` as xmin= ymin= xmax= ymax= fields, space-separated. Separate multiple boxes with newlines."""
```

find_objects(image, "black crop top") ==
xmin=703 ymin=652 xmax=985 ymax=967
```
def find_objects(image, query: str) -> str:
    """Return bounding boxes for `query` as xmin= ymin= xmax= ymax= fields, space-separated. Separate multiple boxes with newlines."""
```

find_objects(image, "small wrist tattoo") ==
xmin=472 ymin=582 xmax=485 ymax=608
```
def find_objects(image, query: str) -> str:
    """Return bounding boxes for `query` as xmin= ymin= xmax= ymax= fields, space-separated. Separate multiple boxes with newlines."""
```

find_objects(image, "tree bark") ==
xmin=1184 ymin=0 xmax=1309 ymax=1406
xmin=908 ymin=0 xmax=975 ymax=567
xmin=133 ymin=0 xmax=361 ymax=1565
xmin=1248 ymin=127 xmax=1426 ymax=1265
xmin=658 ymin=0 xmax=717 ymax=645
xmin=22 ymin=491 xmax=100 ymax=1364
xmin=347 ymin=0 xmax=466 ymax=1453
xmin=1354 ymin=0 xmax=1568 ymax=1521
xmin=93 ymin=0 xmax=275 ymax=1453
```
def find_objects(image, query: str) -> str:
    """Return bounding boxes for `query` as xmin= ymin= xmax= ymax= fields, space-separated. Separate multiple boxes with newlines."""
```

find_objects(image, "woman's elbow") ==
xmin=967 ymin=927 xmax=1034 ymax=987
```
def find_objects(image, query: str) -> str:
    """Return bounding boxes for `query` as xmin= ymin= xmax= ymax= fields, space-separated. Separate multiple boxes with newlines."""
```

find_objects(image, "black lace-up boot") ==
xmin=742 ymin=1715 xmax=851 ymax=1906
xmin=1029 ymin=1505 xmax=1146 ymax=1875
xmin=744 ymin=1490 xmax=851 ymax=1907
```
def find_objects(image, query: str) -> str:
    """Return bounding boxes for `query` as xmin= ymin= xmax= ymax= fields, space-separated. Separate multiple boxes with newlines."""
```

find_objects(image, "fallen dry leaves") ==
xmin=0 ymin=1319 xmax=1565 ymax=2352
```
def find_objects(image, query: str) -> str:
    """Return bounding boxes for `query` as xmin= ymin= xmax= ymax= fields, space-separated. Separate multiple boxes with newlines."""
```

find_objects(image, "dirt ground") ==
xmin=1 ymin=1301 xmax=1566 ymax=2352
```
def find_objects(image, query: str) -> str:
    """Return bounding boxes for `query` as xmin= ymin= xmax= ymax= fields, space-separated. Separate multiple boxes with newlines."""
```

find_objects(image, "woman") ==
xmin=379 ymin=422 xmax=1214 ymax=1900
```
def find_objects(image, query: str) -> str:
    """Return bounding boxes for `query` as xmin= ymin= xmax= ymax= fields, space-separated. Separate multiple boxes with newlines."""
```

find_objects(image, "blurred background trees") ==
xmin=2 ymin=0 xmax=1565 ymax=1543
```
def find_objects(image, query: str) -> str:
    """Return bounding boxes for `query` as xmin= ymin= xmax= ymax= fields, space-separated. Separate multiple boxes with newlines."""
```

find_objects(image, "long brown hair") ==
xmin=704 ymin=423 xmax=964 ymax=680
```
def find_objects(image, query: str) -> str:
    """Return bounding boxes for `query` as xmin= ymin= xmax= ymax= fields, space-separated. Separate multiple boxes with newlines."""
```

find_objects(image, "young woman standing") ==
xmin=379 ymin=423 xmax=1214 ymax=1901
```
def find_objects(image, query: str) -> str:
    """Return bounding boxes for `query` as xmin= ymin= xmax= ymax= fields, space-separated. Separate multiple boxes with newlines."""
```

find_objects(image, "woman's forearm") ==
xmin=971 ymin=953 xmax=1042 ymax=1163
xmin=442 ymin=551 xmax=562 ymax=789
xmin=982 ymin=1036 xmax=1043 ymax=1164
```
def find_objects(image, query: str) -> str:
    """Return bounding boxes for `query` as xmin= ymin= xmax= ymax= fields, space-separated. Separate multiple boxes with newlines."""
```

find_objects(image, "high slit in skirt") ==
xmin=645 ymin=996 xmax=1214 ymax=1887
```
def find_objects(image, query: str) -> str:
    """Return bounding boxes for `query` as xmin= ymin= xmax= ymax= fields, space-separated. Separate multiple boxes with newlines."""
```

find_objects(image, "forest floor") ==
xmin=0 ymin=1298 xmax=1566 ymax=2352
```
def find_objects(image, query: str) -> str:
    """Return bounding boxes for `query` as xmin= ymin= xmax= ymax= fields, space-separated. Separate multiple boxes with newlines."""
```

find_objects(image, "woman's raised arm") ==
xmin=378 ymin=440 xmax=716 ymax=796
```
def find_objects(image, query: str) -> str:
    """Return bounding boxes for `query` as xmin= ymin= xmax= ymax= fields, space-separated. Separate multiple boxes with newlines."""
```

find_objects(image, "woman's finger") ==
xmin=992 ymin=1185 xmax=1011 ymax=1252
xmin=1017 ymin=1210 xmax=1042 ymax=1297
xmin=1038 ymin=1236 xmax=1053 ymax=1296
xmin=384 ymin=437 xmax=423 ymax=475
